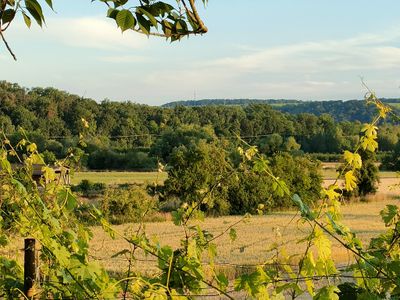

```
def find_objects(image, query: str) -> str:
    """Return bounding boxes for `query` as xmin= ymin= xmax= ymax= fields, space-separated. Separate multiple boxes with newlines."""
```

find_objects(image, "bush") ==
xmin=42 ymin=150 xmax=57 ymax=165
xmin=101 ymin=184 xmax=157 ymax=224
xmin=87 ymin=149 xmax=156 ymax=170
xmin=308 ymin=152 xmax=342 ymax=162
xmin=71 ymin=179 xmax=106 ymax=198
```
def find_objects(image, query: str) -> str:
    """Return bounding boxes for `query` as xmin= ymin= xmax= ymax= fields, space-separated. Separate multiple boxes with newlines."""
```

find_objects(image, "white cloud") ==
xmin=10 ymin=16 xmax=148 ymax=51
xmin=208 ymin=29 xmax=400 ymax=74
xmin=98 ymin=55 xmax=150 ymax=63
xmin=305 ymin=81 xmax=336 ymax=87
xmin=48 ymin=17 xmax=149 ymax=50
xmin=134 ymin=27 xmax=400 ymax=101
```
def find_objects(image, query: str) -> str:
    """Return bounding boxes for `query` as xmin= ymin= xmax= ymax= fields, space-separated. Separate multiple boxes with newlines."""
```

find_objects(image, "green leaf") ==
xmin=113 ymin=0 xmax=128 ymax=8
xmin=137 ymin=7 xmax=158 ymax=28
xmin=234 ymin=272 xmax=261 ymax=296
xmin=0 ymin=234 xmax=9 ymax=247
xmin=58 ymin=189 xmax=78 ymax=211
xmin=116 ymin=9 xmax=135 ymax=32
xmin=380 ymin=204 xmax=399 ymax=226
xmin=313 ymin=286 xmax=340 ymax=300
xmin=11 ymin=179 xmax=27 ymax=195
xmin=276 ymin=282 xmax=303 ymax=296
xmin=216 ymin=273 xmax=229 ymax=291
xmin=161 ymin=19 xmax=173 ymax=36
xmin=1 ymin=9 xmax=16 ymax=24
xmin=336 ymin=283 xmax=363 ymax=300
xmin=171 ymin=209 xmax=183 ymax=226
xmin=136 ymin=13 xmax=151 ymax=35
xmin=292 ymin=194 xmax=314 ymax=220
xmin=107 ymin=8 xmax=119 ymax=19
xmin=25 ymin=0 xmax=45 ymax=26
xmin=45 ymin=0 xmax=53 ymax=10
xmin=0 ymin=158 xmax=12 ymax=174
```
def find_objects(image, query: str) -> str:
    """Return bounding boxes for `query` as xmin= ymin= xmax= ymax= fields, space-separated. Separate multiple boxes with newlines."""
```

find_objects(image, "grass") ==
xmin=72 ymin=168 xmax=397 ymax=186
xmin=322 ymin=169 xmax=398 ymax=179
xmin=321 ymin=161 xmax=398 ymax=179
xmin=387 ymin=102 xmax=400 ymax=109
xmin=71 ymin=171 xmax=167 ymax=185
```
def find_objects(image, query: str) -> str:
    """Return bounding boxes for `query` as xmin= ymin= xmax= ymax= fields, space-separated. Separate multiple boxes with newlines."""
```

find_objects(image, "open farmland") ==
xmin=53 ymin=165 xmax=400 ymax=276
xmin=5 ymin=193 xmax=396 ymax=277
xmin=86 ymin=194 xmax=400 ymax=276
xmin=71 ymin=171 xmax=168 ymax=185
xmin=71 ymin=166 xmax=398 ymax=186
xmin=75 ymin=163 xmax=399 ymax=275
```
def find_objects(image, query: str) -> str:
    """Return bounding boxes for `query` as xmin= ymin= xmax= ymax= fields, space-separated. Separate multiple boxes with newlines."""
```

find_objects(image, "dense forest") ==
xmin=1 ymin=81 xmax=400 ymax=170
xmin=164 ymin=98 xmax=400 ymax=122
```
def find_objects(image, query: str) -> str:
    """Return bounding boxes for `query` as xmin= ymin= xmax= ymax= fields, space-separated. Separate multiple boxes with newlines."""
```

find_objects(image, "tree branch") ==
xmin=187 ymin=0 xmax=208 ymax=33
xmin=0 ymin=30 xmax=17 ymax=60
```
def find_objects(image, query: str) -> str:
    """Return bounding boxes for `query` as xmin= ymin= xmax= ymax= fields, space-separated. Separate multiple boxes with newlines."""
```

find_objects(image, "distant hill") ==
xmin=162 ymin=99 xmax=301 ymax=107
xmin=162 ymin=98 xmax=400 ymax=122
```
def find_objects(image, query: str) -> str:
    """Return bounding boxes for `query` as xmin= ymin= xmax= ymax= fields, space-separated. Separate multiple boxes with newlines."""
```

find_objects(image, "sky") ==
xmin=1 ymin=0 xmax=400 ymax=105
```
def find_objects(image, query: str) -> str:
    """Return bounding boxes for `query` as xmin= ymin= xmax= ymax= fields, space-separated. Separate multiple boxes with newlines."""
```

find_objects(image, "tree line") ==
xmin=163 ymin=98 xmax=400 ymax=123
xmin=1 ymin=81 xmax=399 ymax=170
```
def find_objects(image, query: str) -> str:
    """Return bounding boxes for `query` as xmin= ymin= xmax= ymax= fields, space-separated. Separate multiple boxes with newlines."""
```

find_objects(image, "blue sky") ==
xmin=1 ymin=0 xmax=400 ymax=105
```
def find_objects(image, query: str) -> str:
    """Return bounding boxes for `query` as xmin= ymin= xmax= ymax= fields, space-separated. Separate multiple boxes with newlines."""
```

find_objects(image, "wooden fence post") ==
xmin=24 ymin=238 xmax=36 ymax=298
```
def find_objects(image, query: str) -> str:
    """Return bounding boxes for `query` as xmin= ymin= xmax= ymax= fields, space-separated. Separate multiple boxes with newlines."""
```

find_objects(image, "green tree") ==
xmin=381 ymin=139 xmax=400 ymax=171
xmin=150 ymin=124 xmax=216 ymax=163
xmin=257 ymin=133 xmax=283 ymax=154
xmin=355 ymin=150 xmax=379 ymax=197
xmin=283 ymin=136 xmax=301 ymax=152
xmin=0 ymin=0 xmax=208 ymax=60
xmin=162 ymin=140 xmax=232 ymax=215
xmin=343 ymin=149 xmax=380 ymax=198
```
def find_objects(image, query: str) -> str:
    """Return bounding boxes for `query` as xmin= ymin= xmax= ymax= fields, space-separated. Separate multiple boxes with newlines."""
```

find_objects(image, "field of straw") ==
xmin=2 ymin=169 xmax=398 ymax=281
xmin=87 ymin=176 xmax=399 ymax=277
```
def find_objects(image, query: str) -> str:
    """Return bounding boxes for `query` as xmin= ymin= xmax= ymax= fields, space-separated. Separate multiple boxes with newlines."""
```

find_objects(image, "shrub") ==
xmin=71 ymin=179 xmax=106 ymax=198
xmin=41 ymin=150 xmax=57 ymax=165
xmin=87 ymin=149 xmax=156 ymax=170
xmin=100 ymin=184 xmax=157 ymax=224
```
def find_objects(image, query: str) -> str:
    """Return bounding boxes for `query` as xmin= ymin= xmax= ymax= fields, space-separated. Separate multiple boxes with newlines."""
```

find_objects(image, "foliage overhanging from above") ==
xmin=0 ymin=0 xmax=208 ymax=60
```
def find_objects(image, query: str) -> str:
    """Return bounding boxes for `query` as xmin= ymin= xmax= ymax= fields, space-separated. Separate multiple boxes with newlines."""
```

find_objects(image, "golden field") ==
xmin=87 ymin=177 xmax=400 ymax=276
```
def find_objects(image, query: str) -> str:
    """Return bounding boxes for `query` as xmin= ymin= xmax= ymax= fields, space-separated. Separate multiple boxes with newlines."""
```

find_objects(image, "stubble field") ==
xmin=4 ymin=167 xmax=397 ymax=279
xmin=77 ymin=167 xmax=399 ymax=276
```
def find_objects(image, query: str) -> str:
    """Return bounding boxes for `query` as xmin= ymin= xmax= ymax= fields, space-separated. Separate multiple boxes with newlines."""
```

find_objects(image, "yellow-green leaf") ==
xmin=343 ymin=151 xmax=362 ymax=169
xmin=344 ymin=170 xmax=357 ymax=191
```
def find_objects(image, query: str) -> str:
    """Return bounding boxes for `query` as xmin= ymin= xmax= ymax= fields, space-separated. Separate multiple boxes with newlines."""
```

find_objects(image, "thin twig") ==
xmin=0 ymin=30 xmax=16 ymax=60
